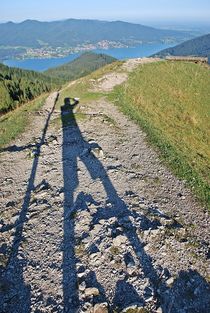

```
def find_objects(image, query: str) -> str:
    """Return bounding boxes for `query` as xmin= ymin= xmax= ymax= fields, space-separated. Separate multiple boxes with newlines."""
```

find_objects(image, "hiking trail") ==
xmin=0 ymin=59 xmax=209 ymax=313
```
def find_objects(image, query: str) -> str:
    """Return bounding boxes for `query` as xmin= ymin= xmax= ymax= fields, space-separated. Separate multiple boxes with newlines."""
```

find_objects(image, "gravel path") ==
xmin=0 ymin=62 xmax=209 ymax=313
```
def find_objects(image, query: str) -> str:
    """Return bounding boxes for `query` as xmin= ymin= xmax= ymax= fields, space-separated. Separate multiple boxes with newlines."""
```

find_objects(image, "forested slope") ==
xmin=153 ymin=33 xmax=210 ymax=58
xmin=0 ymin=63 xmax=59 ymax=113
xmin=45 ymin=52 xmax=117 ymax=82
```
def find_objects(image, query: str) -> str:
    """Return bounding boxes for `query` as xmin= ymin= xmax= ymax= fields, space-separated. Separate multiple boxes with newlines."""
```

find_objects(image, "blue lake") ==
xmin=3 ymin=43 xmax=175 ymax=72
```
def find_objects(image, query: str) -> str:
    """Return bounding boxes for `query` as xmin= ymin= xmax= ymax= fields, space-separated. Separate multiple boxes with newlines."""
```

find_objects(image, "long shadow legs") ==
xmin=61 ymin=97 xmax=210 ymax=312
xmin=0 ymin=94 xmax=57 ymax=313
xmin=61 ymin=98 xmax=160 ymax=311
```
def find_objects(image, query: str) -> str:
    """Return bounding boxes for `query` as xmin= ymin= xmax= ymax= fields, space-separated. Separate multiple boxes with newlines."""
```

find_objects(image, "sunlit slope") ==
xmin=45 ymin=52 xmax=116 ymax=82
xmin=111 ymin=61 xmax=210 ymax=205
xmin=154 ymin=33 xmax=210 ymax=58
xmin=0 ymin=63 xmax=60 ymax=113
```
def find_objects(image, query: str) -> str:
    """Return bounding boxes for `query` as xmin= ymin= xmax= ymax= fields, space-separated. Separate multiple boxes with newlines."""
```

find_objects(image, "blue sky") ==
xmin=1 ymin=0 xmax=210 ymax=25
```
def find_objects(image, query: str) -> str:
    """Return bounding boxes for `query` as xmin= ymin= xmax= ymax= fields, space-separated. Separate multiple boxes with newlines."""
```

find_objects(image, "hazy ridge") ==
xmin=0 ymin=19 xmax=193 ymax=48
xmin=153 ymin=33 xmax=210 ymax=58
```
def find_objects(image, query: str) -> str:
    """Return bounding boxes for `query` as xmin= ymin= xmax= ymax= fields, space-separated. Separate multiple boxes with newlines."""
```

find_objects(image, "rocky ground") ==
xmin=0 ymin=59 xmax=210 ymax=313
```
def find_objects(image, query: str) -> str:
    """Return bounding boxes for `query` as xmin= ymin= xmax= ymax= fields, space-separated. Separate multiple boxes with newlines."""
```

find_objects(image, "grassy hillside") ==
xmin=0 ymin=94 xmax=48 ymax=148
xmin=45 ymin=52 xmax=117 ymax=82
xmin=0 ymin=63 xmax=60 ymax=113
xmin=1 ymin=56 xmax=209 ymax=207
xmin=0 ymin=55 xmax=119 ymax=148
xmin=110 ymin=61 xmax=210 ymax=207
xmin=154 ymin=33 xmax=210 ymax=58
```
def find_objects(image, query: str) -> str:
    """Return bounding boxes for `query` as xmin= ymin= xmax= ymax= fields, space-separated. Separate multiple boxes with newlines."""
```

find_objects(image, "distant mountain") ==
xmin=0 ymin=19 xmax=194 ymax=48
xmin=0 ymin=63 xmax=59 ymax=113
xmin=153 ymin=33 xmax=210 ymax=58
xmin=45 ymin=52 xmax=117 ymax=82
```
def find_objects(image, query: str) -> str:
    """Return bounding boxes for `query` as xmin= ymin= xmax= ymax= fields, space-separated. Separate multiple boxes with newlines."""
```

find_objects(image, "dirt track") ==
xmin=0 ymin=60 xmax=209 ymax=313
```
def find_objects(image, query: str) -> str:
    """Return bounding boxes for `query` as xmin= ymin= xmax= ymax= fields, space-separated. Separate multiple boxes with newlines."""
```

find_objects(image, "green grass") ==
xmin=45 ymin=52 xmax=117 ymax=82
xmin=56 ymin=60 xmax=123 ymax=111
xmin=109 ymin=61 xmax=210 ymax=208
xmin=0 ymin=60 xmax=122 ymax=148
xmin=56 ymin=80 xmax=101 ymax=110
xmin=2 ymin=58 xmax=208 ymax=210
xmin=0 ymin=94 xmax=48 ymax=148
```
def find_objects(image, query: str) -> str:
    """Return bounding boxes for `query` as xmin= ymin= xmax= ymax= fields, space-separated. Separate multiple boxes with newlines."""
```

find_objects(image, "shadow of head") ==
xmin=65 ymin=97 xmax=79 ymax=106
xmin=64 ymin=97 xmax=71 ymax=106
xmin=61 ymin=98 xmax=79 ymax=115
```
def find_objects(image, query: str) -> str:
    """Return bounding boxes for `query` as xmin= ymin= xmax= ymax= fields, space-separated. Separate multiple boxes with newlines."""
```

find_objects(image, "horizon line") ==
xmin=1 ymin=17 xmax=210 ymax=26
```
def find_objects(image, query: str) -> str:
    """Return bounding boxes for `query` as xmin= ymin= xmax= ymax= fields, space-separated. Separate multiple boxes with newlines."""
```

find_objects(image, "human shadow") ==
xmin=0 ymin=136 xmax=58 ymax=155
xmin=113 ymin=279 xmax=145 ymax=310
xmin=61 ymin=97 xmax=210 ymax=312
xmin=0 ymin=143 xmax=36 ymax=153
xmin=61 ymin=97 xmax=160 ymax=312
xmin=61 ymin=98 xmax=81 ymax=312
xmin=160 ymin=269 xmax=210 ymax=313
xmin=0 ymin=94 xmax=58 ymax=312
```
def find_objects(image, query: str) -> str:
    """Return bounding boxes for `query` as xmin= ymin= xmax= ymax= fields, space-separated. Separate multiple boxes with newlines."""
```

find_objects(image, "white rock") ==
xmin=145 ymin=296 xmax=154 ymax=302
xmin=10 ymin=216 xmax=18 ymax=224
xmin=166 ymin=277 xmax=175 ymax=287
xmin=91 ymin=147 xmax=104 ymax=158
xmin=113 ymin=235 xmax=127 ymax=246
xmin=150 ymin=229 xmax=160 ymax=236
xmin=85 ymin=287 xmax=100 ymax=297
xmin=143 ymin=230 xmax=151 ymax=237
xmin=93 ymin=303 xmax=108 ymax=313
xmin=144 ymin=244 xmax=150 ymax=252
xmin=78 ymin=272 xmax=86 ymax=279
xmin=122 ymin=305 xmax=144 ymax=313
xmin=90 ymin=252 xmax=102 ymax=260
